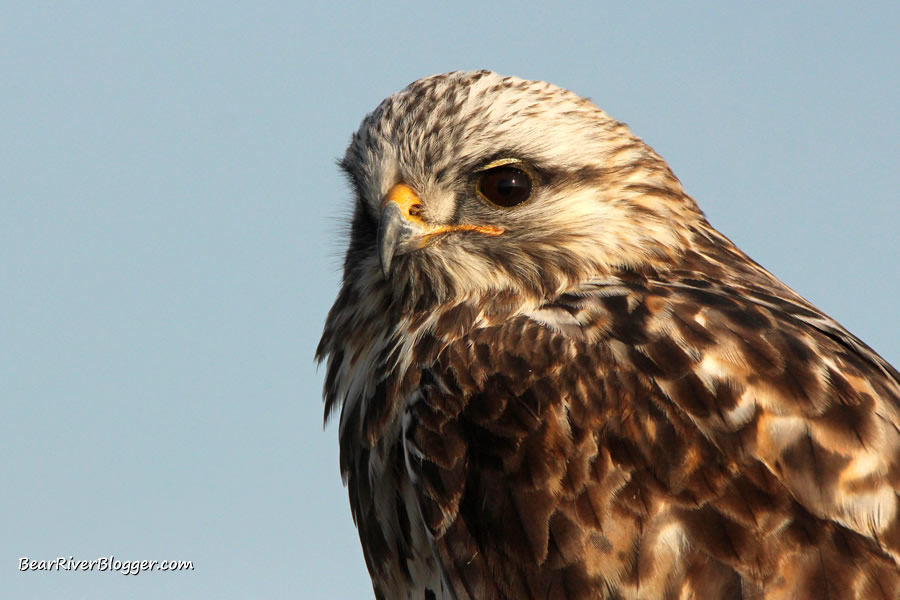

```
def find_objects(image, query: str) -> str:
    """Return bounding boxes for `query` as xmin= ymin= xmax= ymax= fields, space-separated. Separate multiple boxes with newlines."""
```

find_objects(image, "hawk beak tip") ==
xmin=379 ymin=253 xmax=392 ymax=280
xmin=377 ymin=202 xmax=403 ymax=279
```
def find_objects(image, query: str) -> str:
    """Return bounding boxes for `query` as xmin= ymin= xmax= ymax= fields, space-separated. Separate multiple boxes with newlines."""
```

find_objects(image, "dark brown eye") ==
xmin=476 ymin=166 xmax=533 ymax=207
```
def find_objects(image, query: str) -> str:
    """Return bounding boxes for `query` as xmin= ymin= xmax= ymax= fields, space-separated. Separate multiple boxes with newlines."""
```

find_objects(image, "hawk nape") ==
xmin=317 ymin=71 xmax=900 ymax=600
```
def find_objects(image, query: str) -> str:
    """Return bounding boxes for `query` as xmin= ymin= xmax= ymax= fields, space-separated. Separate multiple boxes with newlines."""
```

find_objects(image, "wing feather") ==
xmin=402 ymin=279 xmax=900 ymax=599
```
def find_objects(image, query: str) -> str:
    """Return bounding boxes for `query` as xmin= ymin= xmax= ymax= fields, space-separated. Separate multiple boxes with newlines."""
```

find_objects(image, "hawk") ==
xmin=317 ymin=71 xmax=900 ymax=599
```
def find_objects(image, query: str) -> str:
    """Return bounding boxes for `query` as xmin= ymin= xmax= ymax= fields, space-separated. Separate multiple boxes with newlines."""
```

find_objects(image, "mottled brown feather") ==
xmin=398 ymin=281 xmax=899 ymax=598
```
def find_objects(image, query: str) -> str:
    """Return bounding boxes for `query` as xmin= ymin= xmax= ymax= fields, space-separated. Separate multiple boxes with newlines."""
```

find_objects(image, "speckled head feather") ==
xmin=317 ymin=71 xmax=900 ymax=600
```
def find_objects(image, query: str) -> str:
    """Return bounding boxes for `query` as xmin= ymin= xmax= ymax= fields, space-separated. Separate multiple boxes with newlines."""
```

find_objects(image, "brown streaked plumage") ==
xmin=317 ymin=71 xmax=900 ymax=599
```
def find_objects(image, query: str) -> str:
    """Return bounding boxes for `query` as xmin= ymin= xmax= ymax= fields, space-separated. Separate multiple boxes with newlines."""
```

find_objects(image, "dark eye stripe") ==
xmin=476 ymin=166 xmax=533 ymax=208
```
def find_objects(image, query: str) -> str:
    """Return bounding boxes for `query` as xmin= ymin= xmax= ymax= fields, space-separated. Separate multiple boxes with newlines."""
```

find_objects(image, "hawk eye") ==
xmin=476 ymin=165 xmax=533 ymax=208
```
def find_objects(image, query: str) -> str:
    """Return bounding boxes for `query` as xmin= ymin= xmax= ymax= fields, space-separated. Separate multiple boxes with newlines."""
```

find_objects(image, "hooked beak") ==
xmin=376 ymin=183 xmax=505 ymax=279
xmin=377 ymin=183 xmax=425 ymax=278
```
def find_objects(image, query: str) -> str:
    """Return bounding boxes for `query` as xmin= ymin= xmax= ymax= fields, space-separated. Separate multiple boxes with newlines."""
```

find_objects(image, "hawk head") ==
xmin=337 ymin=70 xmax=706 ymax=312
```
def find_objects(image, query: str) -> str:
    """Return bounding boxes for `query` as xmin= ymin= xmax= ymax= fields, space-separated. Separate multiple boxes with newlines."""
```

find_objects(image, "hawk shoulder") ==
xmin=401 ymin=276 xmax=900 ymax=599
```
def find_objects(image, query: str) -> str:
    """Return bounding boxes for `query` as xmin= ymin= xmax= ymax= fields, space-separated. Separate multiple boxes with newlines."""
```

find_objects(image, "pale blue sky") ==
xmin=2 ymin=2 xmax=898 ymax=599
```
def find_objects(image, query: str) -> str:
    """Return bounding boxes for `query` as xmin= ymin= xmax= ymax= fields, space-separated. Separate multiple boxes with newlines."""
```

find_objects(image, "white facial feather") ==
xmin=340 ymin=71 xmax=703 ymax=304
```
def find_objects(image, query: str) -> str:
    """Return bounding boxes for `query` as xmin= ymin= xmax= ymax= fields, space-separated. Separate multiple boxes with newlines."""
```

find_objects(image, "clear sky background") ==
xmin=3 ymin=2 xmax=898 ymax=599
